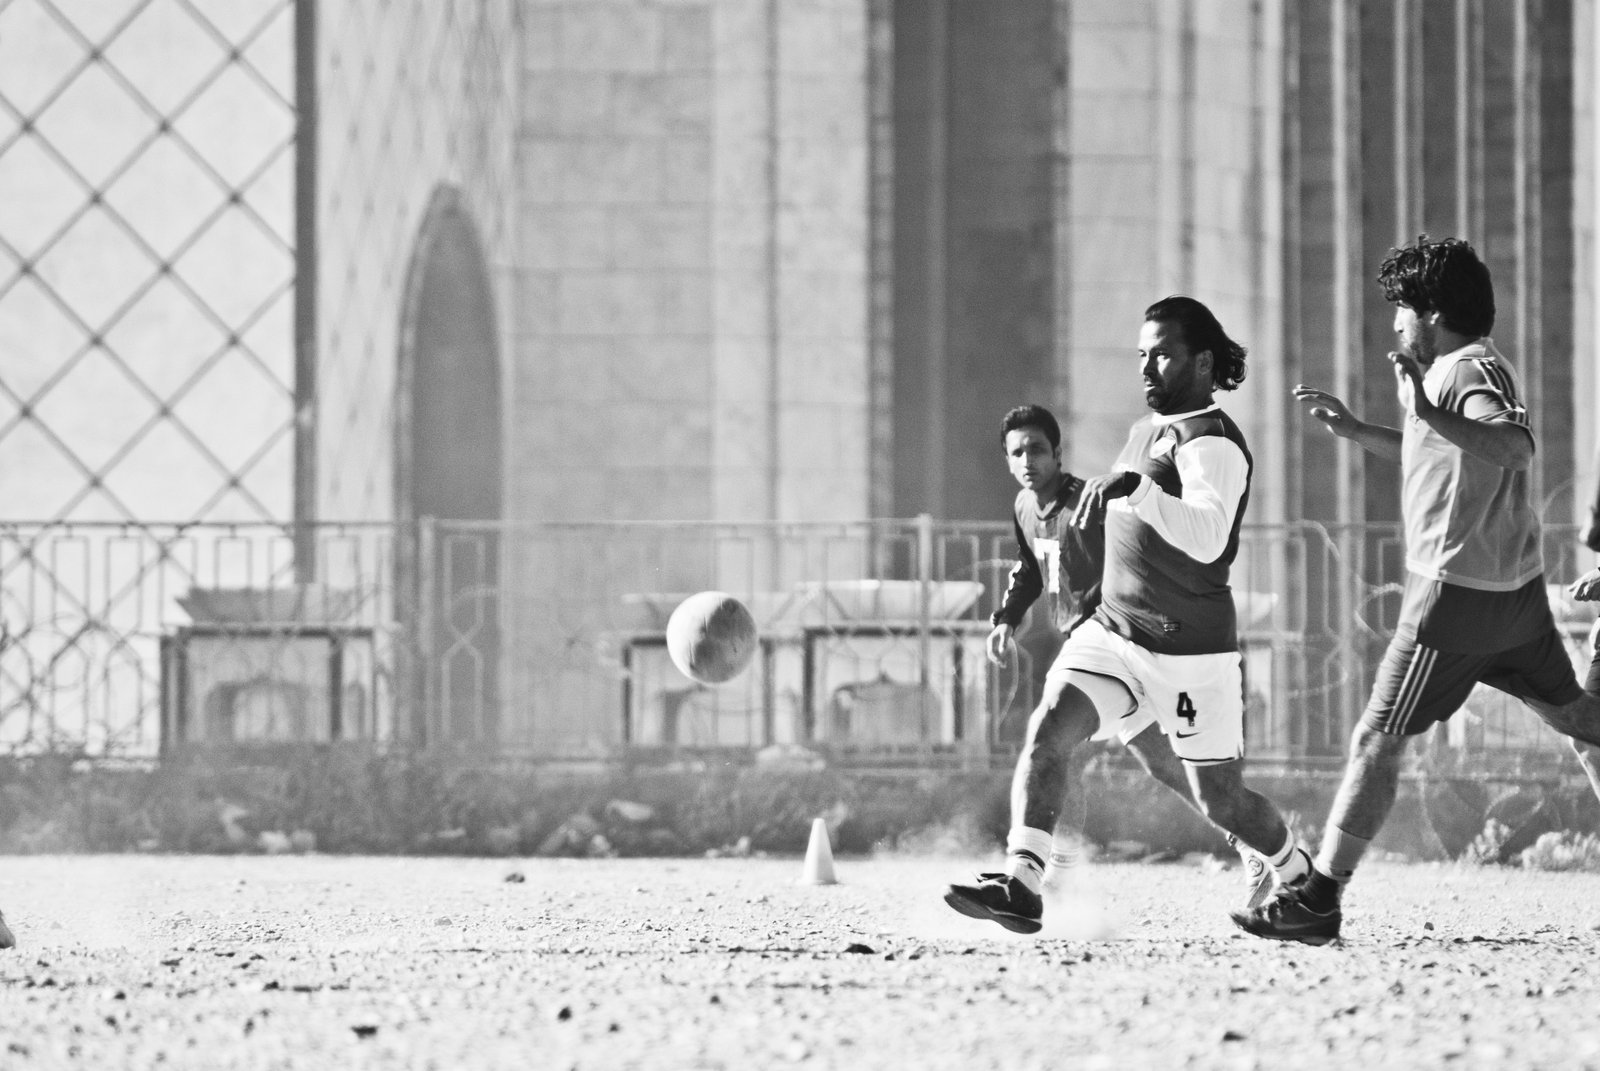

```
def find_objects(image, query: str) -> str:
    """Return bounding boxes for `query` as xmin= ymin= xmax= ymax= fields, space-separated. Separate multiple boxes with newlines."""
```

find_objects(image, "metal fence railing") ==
xmin=1 ymin=518 xmax=1595 ymax=774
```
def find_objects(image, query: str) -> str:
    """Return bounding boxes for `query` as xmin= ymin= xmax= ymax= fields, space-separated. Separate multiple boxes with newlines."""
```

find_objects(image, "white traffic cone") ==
xmin=800 ymin=817 xmax=837 ymax=885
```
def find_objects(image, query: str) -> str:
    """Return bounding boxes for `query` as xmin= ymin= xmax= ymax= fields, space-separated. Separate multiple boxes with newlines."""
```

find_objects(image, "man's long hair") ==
xmin=1143 ymin=296 xmax=1248 ymax=391
xmin=1377 ymin=235 xmax=1496 ymax=337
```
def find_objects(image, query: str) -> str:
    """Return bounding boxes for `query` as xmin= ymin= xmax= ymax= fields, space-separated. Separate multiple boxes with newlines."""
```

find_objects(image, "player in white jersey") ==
xmin=945 ymin=299 xmax=1309 ymax=934
xmin=1235 ymin=236 xmax=1600 ymax=945
xmin=983 ymin=404 xmax=1265 ymax=898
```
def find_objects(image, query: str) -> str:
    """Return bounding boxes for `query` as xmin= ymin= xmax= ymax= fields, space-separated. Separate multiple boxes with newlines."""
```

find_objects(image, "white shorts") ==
xmin=1044 ymin=619 xmax=1245 ymax=764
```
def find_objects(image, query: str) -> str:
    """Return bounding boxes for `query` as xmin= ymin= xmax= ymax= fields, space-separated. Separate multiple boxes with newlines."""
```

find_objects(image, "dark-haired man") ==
xmin=1234 ymin=235 xmax=1600 ymax=945
xmin=986 ymin=403 xmax=1266 ymax=898
xmin=945 ymin=298 xmax=1308 ymax=935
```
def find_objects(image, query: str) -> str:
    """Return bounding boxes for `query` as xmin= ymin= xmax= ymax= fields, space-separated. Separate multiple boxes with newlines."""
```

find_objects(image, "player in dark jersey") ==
xmin=1577 ymin=461 xmax=1600 ymax=717
xmin=982 ymin=404 xmax=1265 ymax=897
xmin=945 ymin=299 xmax=1309 ymax=934
xmin=1576 ymin=456 xmax=1600 ymax=626
xmin=1584 ymin=450 xmax=1600 ymax=560
xmin=1234 ymin=235 xmax=1600 ymax=945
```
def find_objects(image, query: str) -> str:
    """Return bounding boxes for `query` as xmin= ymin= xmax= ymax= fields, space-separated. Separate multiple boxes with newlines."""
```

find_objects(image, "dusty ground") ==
xmin=0 ymin=854 xmax=1598 ymax=1070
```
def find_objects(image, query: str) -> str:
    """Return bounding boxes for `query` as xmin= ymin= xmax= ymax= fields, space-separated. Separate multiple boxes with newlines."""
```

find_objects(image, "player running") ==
xmin=984 ymin=403 xmax=1266 ymax=899
xmin=945 ymin=297 xmax=1309 ymax=934
xmin=1233 ymin=235 xmax=1600 ymax=946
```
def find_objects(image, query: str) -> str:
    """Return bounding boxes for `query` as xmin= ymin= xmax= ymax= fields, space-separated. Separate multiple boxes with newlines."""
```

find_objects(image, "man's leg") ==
xmin=1123 ymin=723 xmax=1194 ymax=798
xmin=1041 ymin=670 xmax=1149 ymax=880
xmin=1115 ymin=726 xmax=1269 ymax=901
xmin=1045 ymin=721 xmax=1181 ymax=879
xmin=1139 ymin=649 xmax=1308 ymax=891
xmin=1497 ymin=622 xmax=1600 ymax=804
xmin=1233 ymin=629 xmax=1482 ymax=944
xmin=1009 ymin=679 xmax=1100 ymax=844
xmin=1311 ymin=723 xmax=1412 ymax=872
xmin=1044 ymin=722 xmax=1193 ymax=880
xmin=1044 ymin=724 xmax=1268 ymax=899
xmin=1185 ymin=761 xmax=1308 ymax=881
xmin=1227 ymin=724 xmax=1410 ymax=946
xmin=1515 ymin=693 xmax=1600 ymax=809
xmin=945 ymin=678 xmax=1099 ymax=933
xmin=1570 ymin=739 xmax=1600 ymax=806
xmin=1045 ymin=736 xmax=1092 ymax=877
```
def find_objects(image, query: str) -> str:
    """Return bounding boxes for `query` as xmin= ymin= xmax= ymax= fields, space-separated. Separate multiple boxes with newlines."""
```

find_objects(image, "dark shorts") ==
xmin=1362 ymin=625 xmax=1585 ymax=736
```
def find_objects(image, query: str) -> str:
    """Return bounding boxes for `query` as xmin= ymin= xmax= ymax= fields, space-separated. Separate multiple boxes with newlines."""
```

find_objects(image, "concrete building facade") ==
xmin=5 ymin=0 xmax=1593 ymax=538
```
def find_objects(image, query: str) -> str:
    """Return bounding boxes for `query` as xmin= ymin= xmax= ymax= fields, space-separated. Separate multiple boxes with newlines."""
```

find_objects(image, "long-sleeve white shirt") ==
xmin=1112 ymin=404 xmax=1248 ymax=564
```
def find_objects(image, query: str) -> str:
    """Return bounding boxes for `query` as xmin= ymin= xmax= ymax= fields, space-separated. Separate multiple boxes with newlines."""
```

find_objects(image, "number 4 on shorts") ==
xmin=1175 ymin=692 xmax=1197 ymax=728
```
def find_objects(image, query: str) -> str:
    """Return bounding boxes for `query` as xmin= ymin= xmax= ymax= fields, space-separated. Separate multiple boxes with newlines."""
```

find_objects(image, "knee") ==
xmin=1349 ymin=723 xmax=1409 ymax=767
xmin=1545 ymin=694 xmax=1600 ymax=749
xmin=1023 ymin=698 xmax=1084 ymax=753
xmin=1026 ymin=685 xmax=1095 ymax=747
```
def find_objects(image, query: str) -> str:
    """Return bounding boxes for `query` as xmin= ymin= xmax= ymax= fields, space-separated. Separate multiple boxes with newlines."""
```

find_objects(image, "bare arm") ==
xmin=1292 ymin=385 xmax=1402 ymax=461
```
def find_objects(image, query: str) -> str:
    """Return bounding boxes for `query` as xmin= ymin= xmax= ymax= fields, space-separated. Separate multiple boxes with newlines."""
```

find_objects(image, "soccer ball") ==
xmin=665 ymin=591 xmax=758 ymax=685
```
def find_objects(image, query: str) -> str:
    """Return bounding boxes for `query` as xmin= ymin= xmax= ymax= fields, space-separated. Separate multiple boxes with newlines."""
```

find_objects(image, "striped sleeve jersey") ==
xmin=1401 ymin=338 xmax=1543 ymax=592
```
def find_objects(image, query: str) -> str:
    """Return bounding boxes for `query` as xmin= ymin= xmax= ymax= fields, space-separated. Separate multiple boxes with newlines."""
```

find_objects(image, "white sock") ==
xmin=1005 ymin=827 xmax=1053 ymax=895
xmin=1046 ymin=836 xmax=1081 ymax=873
xmin=1267 ymin=831 xmax=1309 ymax=884
xmin=1315 ymin=825 xmax=1373 ymax=883
xmin=1227 ymin=833 xmax=1263 ymax=873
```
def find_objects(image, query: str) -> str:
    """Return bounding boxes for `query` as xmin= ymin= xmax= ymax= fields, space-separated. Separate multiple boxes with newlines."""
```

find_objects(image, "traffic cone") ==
xmin=800 ymin=817 xmax=837 ymax=885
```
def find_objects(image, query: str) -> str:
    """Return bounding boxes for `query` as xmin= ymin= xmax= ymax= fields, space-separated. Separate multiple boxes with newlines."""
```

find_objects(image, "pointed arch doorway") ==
xmin=395 ymin=186 xmax=503 ymax=746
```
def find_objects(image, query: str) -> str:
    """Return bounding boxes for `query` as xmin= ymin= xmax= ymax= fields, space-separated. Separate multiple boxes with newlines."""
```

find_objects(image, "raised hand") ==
xmin=1292 ymin=384 xmax=1358 ymax=438
xmin=1389 ymin=350 xmax=1431 ymax=417
xmin=1570 ymin=567 xmax=1600 ymax=602
xmin=986 ymin=622 xmax=1014 ymax=666
xmin=1071 ymin=470 xmax=1142 ymax=529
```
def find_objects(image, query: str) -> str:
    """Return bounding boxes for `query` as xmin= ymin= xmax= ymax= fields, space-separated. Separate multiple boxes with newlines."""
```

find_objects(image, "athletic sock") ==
xmin=1267 ymin=831 xmax=1310 ymax=884
xmin=1315 ymin=825 xmax=1372 ymax=883
xmin=1298 ymin=868 xmax=1343 ymax=914
xmin=1044 ymin=835 xmax=1081 ymax=882
xmin=1005 ymin=827 xmax=1053 ymax=895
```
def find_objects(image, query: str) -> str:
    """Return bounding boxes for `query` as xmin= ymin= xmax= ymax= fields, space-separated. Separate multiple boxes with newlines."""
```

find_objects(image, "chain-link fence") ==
xmin=0 ymin=0 xmax=298 ymax=524
xmin=1 ymin=518 xmax=1595 ymax=773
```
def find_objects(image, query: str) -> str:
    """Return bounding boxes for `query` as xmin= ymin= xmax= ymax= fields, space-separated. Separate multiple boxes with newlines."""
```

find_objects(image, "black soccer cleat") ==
xmin=943 ymin=872 xmax=1043 ymax=935
xmin=1229 ymin=882 xmax=1340 ymax=946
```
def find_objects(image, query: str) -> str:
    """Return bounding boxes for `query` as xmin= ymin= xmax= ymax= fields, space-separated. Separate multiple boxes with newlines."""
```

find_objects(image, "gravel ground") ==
xmin=1 ymin=853 xmax=1599 ymax=1070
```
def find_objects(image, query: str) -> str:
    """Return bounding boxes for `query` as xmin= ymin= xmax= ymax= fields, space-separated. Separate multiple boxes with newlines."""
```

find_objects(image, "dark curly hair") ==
xmin=1143 ymin=295 xmax=1248 ymax=391
xmin=1377 ymin=235 xmax=1495 ymax=337
xmin=999 ymin=404 xmax=1060 ymax=450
